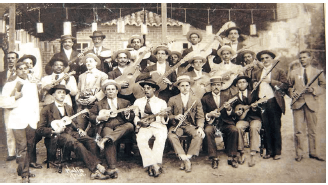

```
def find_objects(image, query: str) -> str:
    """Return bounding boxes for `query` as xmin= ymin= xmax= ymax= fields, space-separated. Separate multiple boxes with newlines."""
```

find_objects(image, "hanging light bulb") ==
xmin=36 ymin=8 xmax=43 ymax=33
xmin=250 ymin=10 xmax=257 ymax=36
xmin=117 ymin=8 xmax=125 ymax=33
xmin=63 ymin=8 xmax=72 ymax=35
xmin=206 ymin=9 xmax=213 ymax=35
xmin=141 ymin=8 xmax=148 ymax=35
xmin=182 ymin=9 xmax=190 ymax=35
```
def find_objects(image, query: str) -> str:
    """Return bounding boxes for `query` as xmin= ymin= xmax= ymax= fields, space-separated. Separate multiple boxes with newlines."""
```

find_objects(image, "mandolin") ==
xmin=51 ymin=109 xmax=89 ymax=132
xmin=234 ymin=96 xmax=268 ymax=120
xmin=98 ymin=105 xmax=138 ymax=120
xmin=207 ymin=96 xmax=238 ymax=125
xmin=135 ymin=107 xmax=171 ymax=133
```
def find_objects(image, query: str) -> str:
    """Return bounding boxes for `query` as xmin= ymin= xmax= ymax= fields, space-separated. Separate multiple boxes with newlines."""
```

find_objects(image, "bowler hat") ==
xmin=48 ymin=57 xmax=68 ymax=67
xmin=139 ymin=79 xmax=160 ymax=91
xmin=48 ymin=84 xmax=70 ymax=95
xmin=233 ymin=75 xmax=250 ymax=86
xmin=60 ymin=35 xmax=76 ymax=42
xmin=225 ymin=27 xmax=241 ymax=37
xmin=186 ymin=30 xmax=203 ymax=43
xmin=112 ymin=50 xmax=131 ymax=60
xmin=89 ymin=31 xmax=106 ymax=39
xmin=256 ymin=50 xmax=276 ymax=61
xmin=101 ymin=79 xmax=121 ymax=92
xmin=17 ymin=55 xmax=37 ymax=67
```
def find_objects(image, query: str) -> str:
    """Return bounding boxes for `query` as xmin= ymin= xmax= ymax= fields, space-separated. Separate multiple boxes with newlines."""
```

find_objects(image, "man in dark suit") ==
xmin=37 ymin=85 xmax=110 ymax=180
xmin=232 ymin=76 xmax=262 ymax=167
xmin=167 ymin=75 xmax=205 ymax=173
xmin=45 ymin=35 xmax=83 ymax=81
xmin=236 ymin=50 xmax=262 ymax=78
xmin=88 ymin=79 xmax=135 ymax=179
xmin=252 ymin=50 xmax=288 ymax=160
xmin=201 ymin=76 xmax=239 ymax=169
xmin=288 ymin=50 xmax=326 ymax=162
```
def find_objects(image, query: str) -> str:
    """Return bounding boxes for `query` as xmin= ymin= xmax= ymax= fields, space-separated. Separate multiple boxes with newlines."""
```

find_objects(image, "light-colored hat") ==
xmin=210 ymin=76 xmax=225 ymax=84
xmin=170 ymin=51 xmax=182 ymax=60
xmin=101 ymin=79 xmax=121 ymax=92
xmin=174 ymin=75 xmax=194 ymax=86
xmin=82 ymin=53 xmax=101 ymax=66
xmin=112 ymin=49 xmax=131 ymax=60
xmin=217 ymin=45 xmax=236 ymax=58
xmin=188 ymin=55 xmax=206 ymax=64
xmin=186 ymin=30 xmax=203 ymax=43
xmin=129 ymin=35 xmax=144 ymax=45
xmin=152 ymin=45 xmax=171 ymax=56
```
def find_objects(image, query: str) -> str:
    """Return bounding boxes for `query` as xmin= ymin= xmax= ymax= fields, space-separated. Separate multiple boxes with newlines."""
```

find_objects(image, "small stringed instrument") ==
xmin=98 ymin=105 xmax=138 ymax=120
xmin=51 ymin=109 xmax=89 ymax=132
xmin=41 ymin=71 xmax=76 ymax=104
xmin=234 ymin=96 xmax=268 ymax=120
xmin=135 ymin=107 xmax=171 ymax=133
xmin=208 ymin=96 xmax=238 ymax=125
xmin=64 ymin=47 xmax=92 ymax=73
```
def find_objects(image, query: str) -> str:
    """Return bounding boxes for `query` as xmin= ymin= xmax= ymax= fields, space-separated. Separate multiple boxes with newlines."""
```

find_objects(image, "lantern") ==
xmin=63 ymin=21 xmax=72 ymax=35
xmin=141 ymin=24 xmax=148 ymax=35
xmin=92 ymin=22 xmax=97 ymax=32
xmin=36 ymin=8 xmax=43 ymax=33
xmin=250 ymin=10 xmax=257 ymax=36
xmin=206 ymin=9 xmax=213 ymax=35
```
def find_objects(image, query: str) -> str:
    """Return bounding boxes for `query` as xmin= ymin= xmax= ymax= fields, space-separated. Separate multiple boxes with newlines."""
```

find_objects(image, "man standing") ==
xmin=167 ymin=75 xmax=205 ymax=173
xmin=288 ymin=50 xmax=326 ymax=162
xmin=89 ymin=79 xmax=135 ymax=178
xmin=2 ymin=62 xmax=40 ymax=182
xmin=252 ymin=50 xmax=288 ymax=160
xmin=133 ymin=77 xmax=168 ymax=177
xmin=236 ymin=50 xmax=262 ymax=78
xmin=128 ymin=35 xmax=155 ymax=71
xmin=17 ymin=54 xmax=40 ymax=83
xmin=201 ymin=76 xmax=238 ymax=168
xmin=38 ymin=84 xmax=110 ymax=180
xmin=0 ymin=51 xmax=19 ymax=161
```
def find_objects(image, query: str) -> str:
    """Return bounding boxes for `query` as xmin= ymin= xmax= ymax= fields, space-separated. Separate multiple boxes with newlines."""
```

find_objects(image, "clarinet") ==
xmin=171 ymin=100 xmax=197 ymax=133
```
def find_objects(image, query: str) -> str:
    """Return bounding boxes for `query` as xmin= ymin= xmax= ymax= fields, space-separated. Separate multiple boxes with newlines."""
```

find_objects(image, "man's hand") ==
xmin=97 ymin=114 xmax=110 ymax=122
xmin=224 ymin=102 xmax=232 ymax=111
xmin=305 ymin=87 xmax=314 ymax=94
xmin=78 ymin=129 xmax=87 ymax=137
xmin=87 ymin=96 xmax=97 ymax=105
xmin=53 ymin=126 xmax=65 ymax=134
xmin=291 ymin=89 xmax=300 ymax=99
xmin=162 ymin=78 xmax=172 ymax=85
xmin=196 ymin=127 xmax=205 ymax=138
xmin=121 ymin=81 xmax=129 ymax=88
xmin=14 ymin=90 xmax=23 ymax=100
xmin=175 ymin=114 xmax=184 ymax=121
xmin=133 ymin=107 xmax=140 ymax=116
xmin=137 ymin=121 xmax=149 ymax=128
xmin=208 ymin=110 xmax=221 ymax=118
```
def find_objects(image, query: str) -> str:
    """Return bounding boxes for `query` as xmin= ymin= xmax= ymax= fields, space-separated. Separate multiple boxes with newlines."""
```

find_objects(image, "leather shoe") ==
xmin=6 ymin=156 xmax=16 ymax=161
xmin=263 ymin=155 xmax=272 ymax=159
xmin=227 ymin=159 xmax=232 ymax=165
xmin=295 ymin=155 xmax=303 ymax=162
xmin=238 ymin=155 xmax=246 ymax=165
xmin=105 ymin=168 xmax=118 ymax=176
xmin=22 ymin=176 xmax=30 ymax=183
xmin=184 ymin=159 xmax=192 ymax=173
xmin=28 ymin=173 xmax=36 ymax=178
xmin=153 ymin=167 xmax=162 ymax=177
xmin=110 ymin=171 xmax=118 ymax=179
xmin=179 ymin=162 xmax=185 ymax=170
xmin=212 ymin=159 xmax=219 ymax=169
xmin=273 ymin=155 xmax=281 ymax=160
xmin=248 ymin=155 xmax=255 ymax=167
xmin=30 ymin=163 xmax=42 ymax=169
xmin=309 ymin=154 xmax=325 ymax=161
xmin=90 ymin=170 xmax=110 ymax=180
xmin=231 ymin=159 xmax=239 ymax=168
xmin=147 ymin=166 xmax=154 ymax=176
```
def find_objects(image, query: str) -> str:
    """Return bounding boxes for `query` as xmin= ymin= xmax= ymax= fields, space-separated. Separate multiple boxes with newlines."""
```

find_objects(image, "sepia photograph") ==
xmin=0 ymin=2 xmax=326 ymax=183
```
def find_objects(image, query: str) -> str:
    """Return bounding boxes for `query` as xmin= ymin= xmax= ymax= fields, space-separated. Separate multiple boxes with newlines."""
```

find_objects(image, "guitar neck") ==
xmin=68 ymin=48 xmax=90 ymax=65
xmin=69 ymin=110 xmax=88 ymax=120
xmin=162 ymin=58 xmax=187 ymax=79
xmin=114 ymin=106 xmax=136 ymax=114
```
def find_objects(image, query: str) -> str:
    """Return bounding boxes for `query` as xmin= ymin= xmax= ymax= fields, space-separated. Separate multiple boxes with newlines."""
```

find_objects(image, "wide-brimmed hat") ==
xmin=152 ymin=45 xmax=171 ymax=56
xmin=173 ymin=75 xmax=194 ymax=86
xmin=60 ymin=35 xmax=76 ymax=42
xmin=129 ymin=35 xmax=144 ymax=45
xmin=188 ymin=55 xmax=206 ymax=64
xmin=89 ymin=31 xmax=106 ymax=39
xmin=236 ymin=50 xmax=256 ymax=63
xmin=48 ymin=84 xmax=70 ymax=95
xmin=233 ymin=75 xmax=251 ymax=86
xmin=139 ymin=79 xmax=160 ymax=91
xmin=48 ymin=57 xmax=68 ymax=67
xmin=209 ymin=76 xmax=225 ymax=84
xmin=82 ymin=53 xmax=101 ymax=66
xmin=17 ymin=55 xmax=36 ymax=67
xmin=217 ymin=45 xmax=236 ymax=58
xmin=101 ymin=79 xmax=121 ymax=92
xmin=170 ymin=51 xmax=182 ymax=60
xmin=112 ymin=49 xmax=131 ymax=60
xmin=256 ymin=50 xmax=276 ymax=61
xmin=225 ymin=27 xmax=242 ymax=37
xmin=186 ymin=30 xmax=203 ymax=43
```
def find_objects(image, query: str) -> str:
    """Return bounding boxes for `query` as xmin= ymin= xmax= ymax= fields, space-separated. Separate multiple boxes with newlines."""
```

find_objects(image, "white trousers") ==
xmin=3 ymin=109 xmax=16 ymax=156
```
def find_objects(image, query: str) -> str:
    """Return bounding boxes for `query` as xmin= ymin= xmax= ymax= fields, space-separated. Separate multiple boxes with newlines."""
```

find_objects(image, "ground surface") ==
xmin=0 ymin=95 xmax=326 ymax=183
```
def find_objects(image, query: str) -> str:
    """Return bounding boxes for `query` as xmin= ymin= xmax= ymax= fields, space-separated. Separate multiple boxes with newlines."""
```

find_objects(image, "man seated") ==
xmin=232 ymin=76 xmax=262 ymax=167
xmin=88 ymin=79 xmax=135 ymax=179
xmin=37 ymin=85 xmax=110 ymax=180
xmin=201 ymin=76 xmax=239 ymax=168
xmin=133 ymin=77 xmax=168 ymax=177
xmin=167 ymin=75 xmax=205 ymax=173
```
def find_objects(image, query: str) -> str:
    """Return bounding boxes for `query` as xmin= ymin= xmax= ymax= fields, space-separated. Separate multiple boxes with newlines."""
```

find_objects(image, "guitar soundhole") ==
xmin=223 ymin=75 xmax=230 ymax=81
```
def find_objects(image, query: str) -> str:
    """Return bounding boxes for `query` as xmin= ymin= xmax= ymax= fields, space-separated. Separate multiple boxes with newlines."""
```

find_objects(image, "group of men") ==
xmin=0 ymin=26 xmax=325 ymax=183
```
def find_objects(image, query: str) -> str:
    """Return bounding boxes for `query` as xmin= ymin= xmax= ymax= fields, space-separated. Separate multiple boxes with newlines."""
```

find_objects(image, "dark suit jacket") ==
xmin=0 ymin=71 xmax=7 ymax=93
xmin=108 ymin=68 xmax=122 ymax=80
xmin=85 ymin=47 xmax=112 ymax=74
xmin=252 ymin=66 xmax=288 ymax=114
xmin=89 ymin=97 xmax=135 ymax=129
xmin=168 ymin=93 xmax=205 ymax=128
xmin=212 ymin=42 xmax=245 ymax=66
xmin=182 ymin=47 xmax=212 ymax=73
xmin=201 ymin=90 xmax=235 ymax=129
xmin=37 ymin=102 xmax=77 ymax=137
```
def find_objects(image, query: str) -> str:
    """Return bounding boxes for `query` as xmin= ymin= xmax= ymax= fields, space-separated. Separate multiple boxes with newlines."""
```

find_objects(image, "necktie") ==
xmin=95 ymin=48 xmax=98 ymax=55
xmin=214 ymin=94 xmax=220 ymax=108
xmin=55 ymin=75 xmax=60 ymax=80
xmin=144 ymin=98 xmax=152 ymax=115
xmin=304 ymin=68 xmax=308 ymax=85
xmin=58 ymin=104 xmax=64 ymax=107
xmin=110 ymin=99 xmax=117 ymax=110
xmin=242 ymin=93 xmax=247 ymax=104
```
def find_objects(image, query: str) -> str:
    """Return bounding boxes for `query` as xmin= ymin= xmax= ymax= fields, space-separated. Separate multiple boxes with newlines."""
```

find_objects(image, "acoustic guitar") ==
xmin=97 ymin=105 xmax=138 ymax=121
xmin=207 ymin=96 xmax=238 ymax=125
xmin=51 ymin=109 xmax=89 ymax=132
xmin=135 ymin=107 xmax=171 ymax=133
xmin=234 ymin=96 xmax=268 ymax=120
xmin=63 ymin=47 xmax=92 ymax=73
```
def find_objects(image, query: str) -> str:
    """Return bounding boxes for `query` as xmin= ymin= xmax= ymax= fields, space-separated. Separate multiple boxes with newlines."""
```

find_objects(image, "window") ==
xmin=76 ymin=42 xmax=90 ymax=53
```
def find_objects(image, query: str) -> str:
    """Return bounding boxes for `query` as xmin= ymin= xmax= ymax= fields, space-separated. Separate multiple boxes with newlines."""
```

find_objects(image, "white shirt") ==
xmin=231 ymin=41 xmax=238 ymax=52
xmin=181 ymin=93 xmax=190 ymax=108
xmin=107 ymin=97 xmax=117 ymax=110
xmin=212 ymin=92 xmax=220 ymax=108
xmin=63 ymin=48 xmax=73 ymax=60
xmin=156 ymin=62 xmax=166 ymax=75
xmin=86 ymin=68 xmax=99 ymax=87
xmin=212 ymin=60 xmax=243 ymax=77
xmin=193 ymin=69 xmax=203 ymax=78
xmin=55 ymin=101 xmax=65 ymax=116
xmin=118 ymin=66 xmax=125 ymax=75
xmin=94 ymin=46 xmax=103 ymax=56
xmin=239 ymin=89 xmax=248 ymax=101
xmin=259 ymin=65 xmax=275 ymax=99
xmin=191 ymin=44 xmax=201 ymax=52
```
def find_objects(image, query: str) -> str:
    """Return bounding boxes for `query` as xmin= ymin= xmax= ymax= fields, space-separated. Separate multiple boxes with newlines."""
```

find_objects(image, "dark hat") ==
xmin=225 ymin=27 xmax=241 ymax=37
xmin=152 ymin=45 xmax=171 ymax=56
xmin=89 ymin=31 xmax=106 ymax=39
xmin=82 ymin=53 xmax=101 ymax=66
xmin=112 ymin=49 xmax=131 ymax=60
xmin=170 ymin=51 xmax=182 ymax=60
xmin=60 ymin=35 xmax=76 ymax=42
xmin=129 ymin=35 xmax=144 ymax=45
xmin=48 ymin=84 xmax=70 ymax=95
xmin=256 ymin=50 xmax=276 ymax=61
xmin=17 ymin=55 xmax=36 ymax=67
xmin=186 ymin=30 xmax=203 ymax=43
xmin=139 ymin=79 xmax=160 ymax=91
xmin=236 ymin=50 xmax=256 ymax=63
xmin=233 ymin=75 xmax=251 ymax=86
xmin=101 ymin=79 xmax=121 ymax=92
xmin=48 ymin=57 xmax=68 ymax=67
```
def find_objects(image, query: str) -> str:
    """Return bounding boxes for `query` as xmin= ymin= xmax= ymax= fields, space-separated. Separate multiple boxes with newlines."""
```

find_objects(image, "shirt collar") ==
xmin=263 ymin=64 xmax=273 ymax=70
xmin=55 ymin=101 xmax=65 ymax=108
xmin=181 ymin=93 xmax=190 ymax=98
xmin=212 ymin=91 xmax=220 ymax=97
xmin=239 ymin=89 xmax=248 ymax=96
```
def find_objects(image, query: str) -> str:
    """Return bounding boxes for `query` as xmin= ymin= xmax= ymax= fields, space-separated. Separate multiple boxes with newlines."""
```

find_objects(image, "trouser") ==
xmin=221 ymin=124 xmax=239 ymax=157
xmin=30 ymin=132 xmax=43 ymax=163
xmin=136 ymin=122 xmax=167 ymax=167
xmin=236 ymin=120 xmax=261 ymax=152
xmin=12 ymin=125 xmax=36 ymax=177
xmin=204 ymin=124 xmax=218 ymax=158
xmin=293 ymin=103 xmax=317 ymax=157
xmin=76 ymin=104 xmax=96 ymax=137
xmin=57 ymin=131 xmax=101 ymax=173
xmin=168 ymin=124 xmax=203 ymax=157
xmin=261 ymin=98 xmax=282 ymax=156
xmin=3 ymin=109 xmax=16 ymax=157
xmin=101 ymin=122 xmax=134 ymax=169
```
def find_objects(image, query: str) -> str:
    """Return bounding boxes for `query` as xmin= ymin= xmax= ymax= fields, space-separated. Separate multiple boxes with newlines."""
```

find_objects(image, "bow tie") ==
xmin=224 ymin=61 xmax=229 ymax=65
xmin=86 ymin=71 xmax=93 ymax=74
xmin=232 ymin=41 xmax=238 ymax=45
xmin=57 ymin=104 xmax=64 ymax=107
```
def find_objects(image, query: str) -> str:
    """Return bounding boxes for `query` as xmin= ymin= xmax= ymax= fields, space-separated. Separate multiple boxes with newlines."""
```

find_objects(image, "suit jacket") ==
xmin=288 ymin=66 xmax=326 ymax=111
xmin=45 ymin=50 xmax=82 ymax=79
xmin=212 ymin=42 xmax=245 ymax=65
xmin=168 ymin=93 xmax=205 ymax=128
xmin=37 ymin=102 xmax=77 ymax=137
xmin=142 ymin=62 xmax=177 ymax=83
xmin=85 ymin=47 xmax=112 ymax=74
xmin=252 ymin=66 xmax=288 ymax=114
xmin=201 ymin=90 xmax=235 ymax=129
xmin=108 ymin=68 xmax=122 ymax=80
xmin=182 ymin=47 xmax=213 ymax=73
xmin=185 ymin=70 xmax=209 ymax=79
xmin=231 ymin=89 xmax=261 ymax=122
xmin=89 ymin=97 xmax=135 ymax=129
